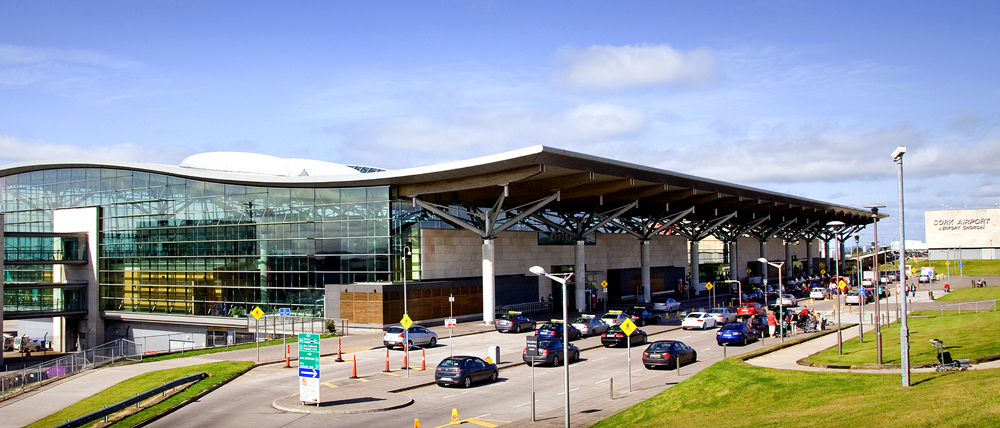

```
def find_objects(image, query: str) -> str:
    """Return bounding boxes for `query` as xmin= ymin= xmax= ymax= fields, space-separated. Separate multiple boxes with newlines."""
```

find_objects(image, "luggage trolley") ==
xmin=929 ymin=338 xmax=971 ymax=372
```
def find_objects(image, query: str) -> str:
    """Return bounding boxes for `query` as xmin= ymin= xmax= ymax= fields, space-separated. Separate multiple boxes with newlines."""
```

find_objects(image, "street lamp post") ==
xmin=758 ymin=258 xmax=785 ymax=343
xmin=402 ymin=245 xmax=411 ymax=378
xmin=855 ymin=235 xmax=864 ymax=344
xmin=827 ymin=221 xmax=845 ymax=355
xmin=530 ymin=266 xmax=571 ymax=428
xmin=893 ymin=146 xmax=911 ymax=387
xmin=866 ymin=204 xmax=885 ymax=364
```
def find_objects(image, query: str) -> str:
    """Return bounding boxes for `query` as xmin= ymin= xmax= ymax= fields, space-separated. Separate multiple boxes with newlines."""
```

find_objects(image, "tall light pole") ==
xmin=827 ymin=221 xmax=845 ymax=355
xmin=530 ymin=266 xmax=571 ymax=428
xmin=402 ymin=245 xmax=411 ymax=378
xmin=893 ymin=146 xmax=910 ymax=387
xmin=866 ymin=204 xmax=885 ymax=364
xmin=855 ymin=235 xmax=864 ymax=344
xmin=758 ymin=258 xmax=785 ymax=343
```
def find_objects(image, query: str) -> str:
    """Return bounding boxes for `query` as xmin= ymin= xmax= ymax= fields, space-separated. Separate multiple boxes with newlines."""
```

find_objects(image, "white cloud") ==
xmin=549 ymin=44 xmax=715 ymax=92
xmin=0 ymin=134 xmax=191 ymax=165
xmin=340 ymin=104 xmax=649 ymax=167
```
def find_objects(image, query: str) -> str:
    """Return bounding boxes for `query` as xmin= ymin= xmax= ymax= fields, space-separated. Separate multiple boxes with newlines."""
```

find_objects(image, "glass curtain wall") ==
xmin=1 ymin=168 xmax=394 ymax=319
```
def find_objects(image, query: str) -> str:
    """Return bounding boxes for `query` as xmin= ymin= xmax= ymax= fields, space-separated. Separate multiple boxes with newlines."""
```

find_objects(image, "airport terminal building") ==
xmin=0 ymin=146 xmax=873 ymax=352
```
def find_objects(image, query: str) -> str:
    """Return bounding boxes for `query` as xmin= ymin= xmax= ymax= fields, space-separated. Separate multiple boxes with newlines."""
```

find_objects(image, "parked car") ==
xmin=844 ymin=291 xmax=874 ymax=305
xmin=2 ymin=334 xmax=13 ymax=352
xmin=736 ymin=302 xmax=764 ymax=317
xmin=13 ymin=336 xmax=43 ymax=352
xmin=625 ymin=307 xmax=661 ymax=326
xmin=682 ymin=312 xmax=717 ymax=330
xmin=600 ymin=311 xmax=629 ymax=327
xmin=601 ymin=325 xmax=648 ymax=347
xmin=641 ymin=340 xmax=697 ymax=369
xmin=523 ymin=338 xmax=580 ymax=366
xmin=717 ymin=323 xmax=759 ymax=346
xmin=535 ymin=321 xmax=582 ymax=340
xmin=778 ymin=294 xmax=798 ymax=307
xmin=809 ymin=288 xmax=830 ymax=300
xmin=435 ymin=356 xmax=499 ymax=387
xmin=652 ymin=298 xmax=681 ymax=312
xmin=383 ymin=325 xmax=438 ymax=349
xmin=571 ymin=315 xmax=608 ymax=337
xmin=495 ymin=311 xmax=536 ymax=333
xmin=708 ymin=307 xmax=737 ymax=324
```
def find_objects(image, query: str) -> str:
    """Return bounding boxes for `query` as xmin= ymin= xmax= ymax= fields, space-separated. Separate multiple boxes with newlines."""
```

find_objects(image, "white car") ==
xmin=778 ymin=294 xmax=798 ymax=307
xmin=708 ymin=308 xmax=737 ymax=324
xmin=652 ymin=298 xmax=681 ymax=312
xmin=383 ymin=325 xmax=438 ymax=349
xmin=572 ymin=315 xmax=609 ymax=337
xmin=13 ymin=337 xmax=42 ymax=352
xmin=809 ymin=288 xmax=829 ymax=300
xmin=682 ymin=312 xmax=718 ymax=330
xmin=601 ymin=311 xmax=629 ymax=326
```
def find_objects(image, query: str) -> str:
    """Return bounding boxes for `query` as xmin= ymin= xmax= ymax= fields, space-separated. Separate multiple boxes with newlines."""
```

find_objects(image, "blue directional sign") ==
xmin=299 ymin=368 xmax=320 ymax=378
xmin=279 ymin=308 xmax=291 ymax=316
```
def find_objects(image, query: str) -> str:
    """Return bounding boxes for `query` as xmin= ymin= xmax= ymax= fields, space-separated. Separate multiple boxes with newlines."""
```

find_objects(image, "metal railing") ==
xmin=1 ymin=339 xmax=143 ymax=400
xmin=922 ymin=299 xmax=998 ymax=315
xmin=55 ymin=372 xmax=206 ymax=428
xmin=130 ymin=316 xmax=343 ymax=356
xmin=496 ymin=301 xmax=553 ymax=315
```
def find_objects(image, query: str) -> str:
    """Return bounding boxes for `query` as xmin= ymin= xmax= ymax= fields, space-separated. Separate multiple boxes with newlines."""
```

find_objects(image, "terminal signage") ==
xmin=526 ymin=335 xmax=538 ymax=355
xmin=298 ymin=333 xmax=321 ymax=404
xmin=279 ymin=308 xmax=291 ymax=316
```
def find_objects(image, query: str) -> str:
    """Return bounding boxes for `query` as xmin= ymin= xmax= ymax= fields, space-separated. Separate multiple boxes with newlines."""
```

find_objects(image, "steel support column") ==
xmin=641 ymin=240 xmax=651 ymax=303
xmin=575 ymin=240 xmax=587 ymax=311
xmin=690 ymin=240 xmax=700 ymax=293
xmin=483 ymin=239 xmax=496 ymax=324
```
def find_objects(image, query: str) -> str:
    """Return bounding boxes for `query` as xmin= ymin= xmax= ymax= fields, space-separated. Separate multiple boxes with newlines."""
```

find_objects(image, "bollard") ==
xmin=723 ymin=343 xmax=727 ymax=359
xmin=609 ymin=378 xmax=613 ymax=400
xmin=402 ymin=352 xmax=408 ymax=370
xmin=415 ymin=419 xmax=420 ymax=428
xmin=383 ymin=349 xmax=391 ymax=373
xmin=351 ymin=355 xmax=358 ymax=378
xmin=421 ymin=348 xmax=426 ymax=371
xmin=450 ymin=408 xmax=460 ymax=425
xmin=336 ymin=337 xmax=344 ymax=362
xmin=285 ymin=345 xmax=291 ymax=368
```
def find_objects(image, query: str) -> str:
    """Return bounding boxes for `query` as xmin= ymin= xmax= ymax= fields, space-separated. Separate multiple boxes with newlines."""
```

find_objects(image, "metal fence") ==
xmin=1 ymin=339 xmax=142 ymax=400
xmin=128 ymin=316 xmax=344 ymax=356
xmin=251 ymin=315 xmax=344 ymax=338
xmin=921 ymin=299 xmax=998 ymax=315
xmin=496 ymin=301 xmax=553 ymax=315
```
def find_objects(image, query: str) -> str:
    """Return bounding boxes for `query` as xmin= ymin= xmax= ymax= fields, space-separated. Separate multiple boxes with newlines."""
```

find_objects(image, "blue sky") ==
xmin=1 ymin=1 xmax=998 ymax=245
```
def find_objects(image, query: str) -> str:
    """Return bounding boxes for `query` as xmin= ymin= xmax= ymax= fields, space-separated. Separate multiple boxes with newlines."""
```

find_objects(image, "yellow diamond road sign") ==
xmin=620 ymin=318 xmax=637 ymax=336
xmin=705 ymin=282 xmax=713 ymax=290
xmin=400 ymin=313 xmax=413 ymax=329
xmin=250 ymin=306 xmax=264 ymax=320
xmin=838 ymin=280 xmax=848 ymax=290
xmin=820 ymin=269 xmax=827 ymax=275
xmin=601 ymin=280 xmax=608 ymax=289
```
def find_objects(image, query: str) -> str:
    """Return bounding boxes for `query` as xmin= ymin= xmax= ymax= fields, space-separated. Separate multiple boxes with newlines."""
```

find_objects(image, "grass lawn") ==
xmin=591 ymin=358 xmax=1000 ymax=428
xmin=802 ymin=288 xmax=999 ymax=367
xmin=142 ymin=334 xmax=335 ymax=362
xmin=908 ymin=258 xmax=1000 ymax=278
xmin=24 ymin=361 xmax=253 ymax=428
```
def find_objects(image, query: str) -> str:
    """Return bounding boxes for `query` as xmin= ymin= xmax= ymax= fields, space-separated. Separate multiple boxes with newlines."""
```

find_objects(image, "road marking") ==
xmin=631 ymin=369 xmax=643 ymax=374
xmin=557 ymin=388 xmax=580 ymax=395
xmin=701 ymin=348 xmax=711 ymax=352
xmin=382 ymin=371 xmax=398 ymax=376
xmin=443 ymin=391 xmax=470 ymax=399
xmin=594 ymin=378 xmax=611 ymax=384
xmin=514 ymin=402 xmax=531 ymax=408
xmin=475 ymin=413 xmax=491 ymax=419
xmin=596 ymin=357 xmax=608 ymax=361
xmin=682 ymin=335 xmax=691 ymax=339
xmin=321 ymin=381 xmax=338 ymax=388
xmin=354 ymin=377 xmax=369 ymax=382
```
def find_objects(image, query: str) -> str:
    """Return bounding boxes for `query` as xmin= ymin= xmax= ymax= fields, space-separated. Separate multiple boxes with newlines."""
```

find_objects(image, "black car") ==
xmin=522 ymin=338 xmax=580 ymax=366
xmin=601 ymin=325 xmax=647 ymax=347
xmin=435 ymin=356 xmax=499 ymax=388
xmin=641 ymin=340 xmax=697 ymax=369
xmin=495 ymin=312 xmax=536 ymax=333
xmin=624 ymin=307 xmax=661 ymax=327
xmin=534 ymin=322 xmax=582 ymax=341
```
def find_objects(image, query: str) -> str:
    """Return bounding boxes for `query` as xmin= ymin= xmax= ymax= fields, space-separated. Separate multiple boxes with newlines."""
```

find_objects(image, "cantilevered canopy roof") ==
xmin=0 ymin=145 xmax=874 ymax=227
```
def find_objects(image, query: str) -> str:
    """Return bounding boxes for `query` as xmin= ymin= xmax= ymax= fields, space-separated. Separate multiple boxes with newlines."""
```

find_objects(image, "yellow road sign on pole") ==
xmin=400 ymin=313 xmax=413 ymax=329
xmin=620 ymin=318 xmax=637 ymax=336
xmin=601 ymin=280 xmax=608 ymax=289
xmin=250 ymin=306 xmax=264 ymax=320
xmin=705 ymin=282 xmax=714 ymax=290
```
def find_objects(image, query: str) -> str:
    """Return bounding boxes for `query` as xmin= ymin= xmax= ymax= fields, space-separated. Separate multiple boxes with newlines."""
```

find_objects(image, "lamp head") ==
xmin=757 ymin=257 xmax=768 ymax=264
xmin=864 ymin=204 xmax=885 ymax=214
xmin=892 ymin=146 xmax=906 ymax=161
xmin=529 ymin=266 xmax=547 ymax=276
xmin=826 ymin=220 xmax=845 ymax=229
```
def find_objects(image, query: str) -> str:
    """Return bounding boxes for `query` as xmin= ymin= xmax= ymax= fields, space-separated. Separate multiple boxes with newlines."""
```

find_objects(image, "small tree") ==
xmin=325 ymin=319 xmax=337 ymax=335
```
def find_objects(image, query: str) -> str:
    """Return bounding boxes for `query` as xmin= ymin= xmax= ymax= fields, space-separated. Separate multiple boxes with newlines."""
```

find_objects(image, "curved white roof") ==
xmin=178 ymin=152 xmax=382 ymax=177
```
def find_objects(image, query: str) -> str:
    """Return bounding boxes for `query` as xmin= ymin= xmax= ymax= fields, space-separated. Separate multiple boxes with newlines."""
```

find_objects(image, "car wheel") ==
xmin=742 ymin=337 xmax=748 ymax=346
xmin=639 ymin=319 xmax=645 ymax=327
xmin=429 ymin=337 xmax=437 ymax=347
xmin=491 ymin=370 xmax=499 ymax=382
xmin=553 ymin=355 xmax=561 ymax=366
xmin=463 ymin=376 xmax=472 ymax=388
xmin=645 ymin=364 xmax=652 ymax=369
xmin=515 ymin=325 xmax=521 ymax=333
xmin=573 ymin=350 xmax=580 ymax=362
xmin=692 ymin=351 xmax=697 ymax=362
xmin=717 ymin=342 xmax=724 ymax=346
xmin=407 ymin=340 xmax=413 ymax=349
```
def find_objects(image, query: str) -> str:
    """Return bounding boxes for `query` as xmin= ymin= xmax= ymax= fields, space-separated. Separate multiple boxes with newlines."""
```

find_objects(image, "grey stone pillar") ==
xmin=759 ymin=239 xmax=768 ymax=279
xmin=729 ymin=240 xmax=739 ymax=281
xmin=690 ymin=240 xmax=700 ymax=293
xmin=785 ymin=241 xmax=792 ymax=279
xmin=575 ymin=240 xmax=586 ymax=311
xmin=805 ymin=239 xmax=814 ymax=275
xmin=482 ymin=239 xmax=496 ymax=324
xmin=640 ymin=240 xmax=651 ymax=303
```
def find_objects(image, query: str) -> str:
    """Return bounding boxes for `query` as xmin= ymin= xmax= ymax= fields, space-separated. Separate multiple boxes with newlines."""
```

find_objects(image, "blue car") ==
xmin=535 ymin=321 xmax=582 ymax=341
xmin=716 ymin=322 xmax=758 ymax=346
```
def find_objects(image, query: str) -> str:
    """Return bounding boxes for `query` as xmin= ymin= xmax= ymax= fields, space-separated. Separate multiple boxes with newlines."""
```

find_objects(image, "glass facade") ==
xmin=1 ymin=167 xmax=403 ymax=319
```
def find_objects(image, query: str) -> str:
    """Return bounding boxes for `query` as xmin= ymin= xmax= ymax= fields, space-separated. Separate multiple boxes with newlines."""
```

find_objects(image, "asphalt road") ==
xmin=147 ymin=307 xmax=802 ymax=428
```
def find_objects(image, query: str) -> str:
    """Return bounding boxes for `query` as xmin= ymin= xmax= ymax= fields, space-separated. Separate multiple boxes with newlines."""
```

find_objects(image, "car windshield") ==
xmin=538 ymin=339 xmax=561 ymax=349
xmin=540 ymin=323 xmax=561 ymax=330
xmin=607 ymin=325 xmax=624 ymax=333
xmin=647 ymin=341 xmax=675 ymax=351
xmin=387 ymin=327 xmax=403 ymax=334
xmin=497 ymin=314 xmax=514 ymax=321
xmin=685 ymin=313 xmax=703 ymax=319
xmin=572 ymin=318 xmax=590 ymax=324
xmin=709 ymin=309 xmax=725 ymax=314
xmin=438 ymin=358 xmax=461 ymax=368
xmin=722 ymin=323 xmax=745 ymax=330
xmin=740 ymin=303 xmax=755 ymax=307
xmin=602 ymin=313 xmax=619 ymax=319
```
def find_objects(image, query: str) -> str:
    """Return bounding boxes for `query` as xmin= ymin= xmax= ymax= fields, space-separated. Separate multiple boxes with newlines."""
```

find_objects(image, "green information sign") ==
xmin=298 ymin=333 xmax=321 ymax=370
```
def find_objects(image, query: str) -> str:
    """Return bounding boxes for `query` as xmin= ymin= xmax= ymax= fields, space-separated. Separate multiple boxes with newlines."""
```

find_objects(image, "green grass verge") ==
xmin=907 ymin=258 xmax=1000 ymax=278
xmin=24 ymin=360 xmax=253 ymax=428
xmin=802 ymin=305 xmax=999 ymax=367
xmin=936 ymin=287 xmax=1000 ymax=302
xmin=141 ymin=334 xmax=335 ymax=362
xmin=591 ymin=358 xmax=1000 ymax=428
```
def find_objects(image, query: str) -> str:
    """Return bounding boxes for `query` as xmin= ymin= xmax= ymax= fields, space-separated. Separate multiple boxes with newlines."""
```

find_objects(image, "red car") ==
xmin=736 ymin=302 xmax=764 ymax=317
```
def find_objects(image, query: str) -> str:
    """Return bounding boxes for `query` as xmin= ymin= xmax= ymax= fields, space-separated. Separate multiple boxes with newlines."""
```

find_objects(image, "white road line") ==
xmin=475 ymin=413 xmax=491 ymax=419
xmin=443 ymin=391 xmax=470 ymax=399
xmin=631 ymin=369 xmax=643 ymax=374
xmin=594 ymin=378 xmax=611 ymax=384
xmin=701 ymin=348 xmax=712 ymax=352
xmin=513 ymin=402 xmax=532 ymax=408
xmin=557 ymin=388 xmax=580 ymax=395
xmin=682 ymin=335 xmax=692 ymax=339
xmin=596 ymin=357 xmax=608 ymax=361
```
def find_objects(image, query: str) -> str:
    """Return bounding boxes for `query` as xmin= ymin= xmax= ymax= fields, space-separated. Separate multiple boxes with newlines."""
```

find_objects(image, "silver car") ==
xmin=383 ymin=325 xmax=438 ymax=349
xmin=571 ymin=315 xmax=609 ymax=337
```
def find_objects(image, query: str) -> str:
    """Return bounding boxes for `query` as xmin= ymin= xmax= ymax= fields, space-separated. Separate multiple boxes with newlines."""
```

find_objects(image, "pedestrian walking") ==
xmin=767 ymin=310 xmax=777 ymax=338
